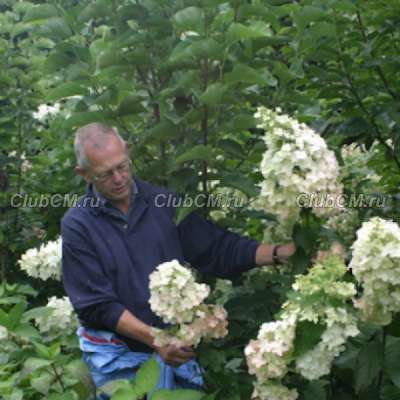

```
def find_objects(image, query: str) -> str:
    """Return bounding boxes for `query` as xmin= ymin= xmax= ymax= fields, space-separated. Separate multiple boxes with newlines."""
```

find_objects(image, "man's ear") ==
xmin=75 ymin=166 xmax=92 ymax=184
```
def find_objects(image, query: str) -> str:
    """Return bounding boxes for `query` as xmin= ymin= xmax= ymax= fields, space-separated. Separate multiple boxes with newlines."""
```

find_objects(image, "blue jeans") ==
xmin=77 ymin=327 xmax=204 ymax=399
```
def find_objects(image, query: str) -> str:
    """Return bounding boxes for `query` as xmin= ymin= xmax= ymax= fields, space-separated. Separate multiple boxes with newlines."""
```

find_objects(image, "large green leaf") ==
xmin=199 ymin=83 xmax=228 ymax=105
xmin=384 ymin=335 xmax=400 ymax=388
xmin=176 ymin=145 xmax=214 ymax=164
xmin=293 ymin=320 xmax=325 ymax=358
xmin=47 ymin=82 xmax=89 ymax=102
xmin=23 ymin=4 xmax=61 ymax=22
xmin=354 ymin=339 xmax=384 ymax=394
xmin=133 ymin=357 xmax=160 ymax=397
xmin=172 ymin=7 xmax=205 ymax=34
xmin=218 ymin=139 xmax=245 ymax=159
xmin=116 ymin=94 xmax=145 ymax=116
xmin=24 ymin=358 xmax=53 ymax=373
xmin=226 ymin=22 xmax=271 ymax=43
xmin=225 ymin=64 xmax=272 ymax=86
xmin=219 ymin=172 xmax=257 ymax=198
xmin=38 ymin=17 xmax=72 ymax=40
xmin=64 ymin=111 xmax=110 ymax=130
xmin=30 ymin=372 xmax=53 ymax=395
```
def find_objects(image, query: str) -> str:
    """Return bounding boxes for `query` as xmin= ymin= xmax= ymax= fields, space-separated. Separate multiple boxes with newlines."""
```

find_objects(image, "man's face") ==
xmin=78 ymin=135 xmax=133 ymax=204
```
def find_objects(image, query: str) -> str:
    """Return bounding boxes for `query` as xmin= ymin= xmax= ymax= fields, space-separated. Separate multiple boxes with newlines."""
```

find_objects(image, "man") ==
xmin=61 ymin=123 xmax=295 ymax=395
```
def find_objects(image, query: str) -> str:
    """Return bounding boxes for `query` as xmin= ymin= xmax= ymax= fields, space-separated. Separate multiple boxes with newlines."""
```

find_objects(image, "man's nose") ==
xmin=111 ymin=168 xmax=124 ymax=182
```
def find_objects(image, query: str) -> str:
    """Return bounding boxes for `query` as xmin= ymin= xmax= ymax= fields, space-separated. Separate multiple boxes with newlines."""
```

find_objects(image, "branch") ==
xmin=50 ymin=364 xmax=66 ymax=392
xmin=333 ymin=10 xmax=400 ymax=170
xmin=355 ymin=11 xmax=399 ymax=101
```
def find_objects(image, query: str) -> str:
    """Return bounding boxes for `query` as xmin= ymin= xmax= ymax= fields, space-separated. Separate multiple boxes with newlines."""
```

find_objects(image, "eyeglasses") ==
xmin=91 ymin=159 xmax=132 ymax=182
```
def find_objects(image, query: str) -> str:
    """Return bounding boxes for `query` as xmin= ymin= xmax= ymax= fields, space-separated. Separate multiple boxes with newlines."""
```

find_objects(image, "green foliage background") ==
xmin=1 ymin=0 xmax=400 ymax=399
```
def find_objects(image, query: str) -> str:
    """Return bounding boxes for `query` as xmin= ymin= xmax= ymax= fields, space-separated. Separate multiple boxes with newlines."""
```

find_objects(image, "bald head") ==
xmin=74 ymin=123 xmax=125 ymax=168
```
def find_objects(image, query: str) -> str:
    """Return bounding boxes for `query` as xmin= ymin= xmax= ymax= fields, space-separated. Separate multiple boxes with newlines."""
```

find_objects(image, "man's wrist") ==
xmin=272 ymin=244 xmax=283 ymax=265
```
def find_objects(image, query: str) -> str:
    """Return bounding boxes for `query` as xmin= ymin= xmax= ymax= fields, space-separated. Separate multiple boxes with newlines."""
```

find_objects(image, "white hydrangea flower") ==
xmin=254 ymin=107 xmax=342 ymax=223
xmin=34 ymin=296 xmax=78 ymax=335
xmin=152 ymin=304 xmax=228 ymax=348
xmin=245 ymin=314 xmax=296 ymax=381
xmin=18 ymin=237 xmax=62 ymax=281
xmin=149 ymin=259 xmax=209 ymax=324
xmin=325 ymin=208 xmax=360 ymax=246
xmin=350 ymin=217 xmax=400 ymax=325
xmin=0 ymin=326 xmax=8 ymax=341
xmin=296 ymin=320 xmax=359 ymax=380
xmin=149 ymin=260 xmax=228 ymax=348
xmin=252 ymin=381 xmax=298 ymax=400
xmin=340 ymin=143 xmax=381 ymax=191
xmin=246 ymin=256 xmax=359 ymax=394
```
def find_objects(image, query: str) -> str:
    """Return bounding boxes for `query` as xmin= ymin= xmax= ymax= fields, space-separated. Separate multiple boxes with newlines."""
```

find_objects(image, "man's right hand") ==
xmin=156 ymin=344 xmax=195 ymax=367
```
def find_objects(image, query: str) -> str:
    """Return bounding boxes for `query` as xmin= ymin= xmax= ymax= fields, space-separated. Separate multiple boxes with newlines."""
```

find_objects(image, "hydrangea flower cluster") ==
xmin=34 ymin=296 xmax=78 ymax=336
xmin=325 ymin=208 xmax=360 ymax=246
xmin=254 ymin=107 xmax=342 ymax=222
xmin=149 ymin=260 xmax=228 ymax=348
xmin=18 ymin=237 xmax=62 ymax=281
xmin=152 ymin=304 xmax=228 ymax=348
xmin=245 ymin=257 xmax=359 ymax=399
xmin=349 ymin=217 xmax=400 ymax=325
xmin=340 ymin=143 xmax=381 ymax=192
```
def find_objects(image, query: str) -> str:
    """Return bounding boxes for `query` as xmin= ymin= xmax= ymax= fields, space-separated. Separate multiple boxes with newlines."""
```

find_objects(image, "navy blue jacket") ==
xmin=61 ymin=178 xmax=259 ymax=352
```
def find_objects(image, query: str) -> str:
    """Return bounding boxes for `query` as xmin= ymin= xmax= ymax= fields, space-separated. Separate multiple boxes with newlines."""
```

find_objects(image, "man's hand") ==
xmin=255 ymin=242 xmax=296 ymax=266
xmin=156 ymin=344 xmax=195 ymax=367
xmin=275 ymin=242 xmax=296 ymax=264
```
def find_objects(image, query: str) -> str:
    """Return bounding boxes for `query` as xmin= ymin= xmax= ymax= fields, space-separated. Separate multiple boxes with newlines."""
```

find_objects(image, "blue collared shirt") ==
xmin=61 ymin=178 xmax=259 ymax=352
xmin=92 ymin=178 xmax=138 ymax=224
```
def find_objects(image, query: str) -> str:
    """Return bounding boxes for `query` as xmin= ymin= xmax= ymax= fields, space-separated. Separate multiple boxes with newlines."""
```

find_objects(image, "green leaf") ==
xmin=39 ymin=17 xmax=72 ymax=40
xmin=33 ymin=341 xmax=51 ymax=360
xmin=30 ymin=372 xmax=53 ymax=395
xmin=176 ymin=145 xmax=214 ymax=164
xmin=116 ymin=94 xmax=145 ymax=116
xmin=303 ymin=381 xmax=327 ymax=400
xmin=293 ymin=223 xmax=317 ymax=252
xmin=111 ymin=388 xmax=138 ymax=400
xmin=226 ymin=22 xmax=270 ymax=43
xmin=47 ymin=82 xmax=88 ymax=102
xmin=64 ymin=111 xmax=109 ymax=130
xmin=145 ymin=121 xmax=182 ymax=143
xmin=173 ymin=7 xmax=205 ymax=34
xmin=133 ymin=356 xmax=160 ymax=397
xmin=293 ymin=320 xmax=325 ymax=358
xmin=100 ymin=379 xmax=132 ymax=398
xmin=219 ymin=172 xmax=257 ymax=198
xmin=23 ymin=306 xmax=52 ymax=322
xmin=152 ymin=389 xmax=204 ymax=400
xmin=293 ymin=6 xmax=327 ymax=31
xmin=0 ymin=309 xmax=9 ymax=329
xmin=384 ymin=336 xmax=400 ymax=388
xmin=225 ymin=64 xmax=270 ymax=86
xmin=229 ymin=114 xmax=256 ymax=131
xmin=24 ymin=358 xmax=53 ymax=373
xmin=23 ymin=4 xmax=61 ymax=22
xmin=355 ymin=339 xmax=384 ymax=393
xmin=14 ymin=323 xmax=41 ymax=339
xmin=96 ymin=49 xmax=127 ymax=70
xmin=8 ymin=301 xmax=26 ymax=329
xmin=78 ymin=0 xmax=111 ymax=23
xmin=0 ymin=296 xmax=25 ymax=305
xmin=218 ymin=139 xmax=245 ymax=159
xmin=199 ymin=83 xmax=228 ymax=105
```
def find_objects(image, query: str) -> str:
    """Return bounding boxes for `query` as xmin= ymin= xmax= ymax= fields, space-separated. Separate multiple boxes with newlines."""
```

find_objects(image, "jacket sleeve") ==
xmin=61 ymin=216 xmax=125 ymax=331
xmin=177 ymin=211 xmax=259 ymax=280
